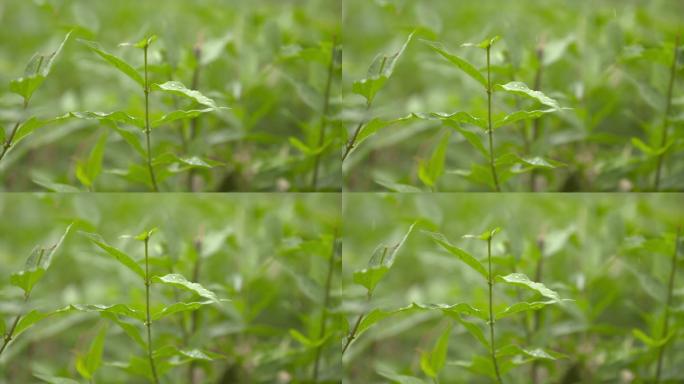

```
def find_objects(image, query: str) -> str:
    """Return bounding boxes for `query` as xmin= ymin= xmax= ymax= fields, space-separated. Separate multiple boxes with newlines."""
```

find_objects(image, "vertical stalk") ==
xmin=143 ymin=44 xmax=159 ymax=192
xmin=654 ymin=35 xmax=680 ymax=191
xmin=0 ymin=102 xmax=29 ymax=164
xmin=530 ymin=238 xmax=545 ymax=384
xmin=486 ymin=46 xmax=501 ymax=192
xmin=529 ymin=45 xmax=545 ymax=192
xmin=654 ymin=226 xmax=681 ymax=383
xmin=487 ymin=237 xmax=503 ymax=384
xmin=311 ymin=36 xmax=337 ymax=191
xmin=313 ymin=233 xmax=338 ymax=381
xmin=187 ymin=41 xmax=204 ymax=192
xmin=0 ymin=294 xmax=30 ymax=357
xmin=187 ymin=230 xmax=204 ymax=384
xmin=144 ymin=237 xmax=161 ymax=384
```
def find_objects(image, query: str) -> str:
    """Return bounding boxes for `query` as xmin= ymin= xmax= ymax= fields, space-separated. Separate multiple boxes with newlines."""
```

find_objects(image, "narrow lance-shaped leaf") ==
xmin=76 ymin=325 xmax=108 ymax=380
xmin=420 ymin=324 xmax=452 ymax=378
xmin=152 ymin=81 xmax=219 ymax=108
xmin=152 ymin=301 xmax=215 ymax=321
xmin=76 ymin=130 xmax=108 ymax=188
xmin=495 ymin=82 xmax=560 ymax=110
xmin=152 ymin=108 xmax=219 ymax=128
xmin=418 ymin=131 xmax=451 ymax=188
xmin=81 ymin=232 xmax=145 ymax=279
xmin=424 ymin=41 xmax=487 ymax=88
xmin=353 ymin=221 xmax=418 ymax=295
xmin=424 ymin=231 xmax=487 ymax=279
xmin=79 ymin=39 xmax=144 ymax=87
xmin=10 ymin=223 xmax=73 ymax=296
xmin=496 ymin=273 xmax=561 ymax=301
xmin=151 ymin=273 xmax=219 ymax=303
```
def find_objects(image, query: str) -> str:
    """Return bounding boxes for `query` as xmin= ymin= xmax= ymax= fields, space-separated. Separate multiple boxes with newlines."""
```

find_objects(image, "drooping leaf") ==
xmin=495 ymin=82 xmax=560 ymax=109
xmin=495 ymin=300 xmax=560 ymax=319
xmin=632 ymin=328 xmax=675 ymax=348
xmin=10 ymin=224 xmax=73 ymax=296
xmin=69 ymin=304 xmax=145 ymax=321
xmin=420 ymin=324 xmax=452 ymax=378
xmin=81 ymin=232 xmax=145 ymax=279
xmin=152 ymin=81 xmax=219 ymax=108
xmin=496 ymin=273 xmax=561 ymax=301
xmin=152 ymin=108 xmax=220 ymax=128
xmin=357 ymin=302 xmax=484 ymax=341
xmin=151 ymin=301 xmax=214 ymax=321
xmin=496 ymin=344 xmax=566 ymax=363
xmin=13 ymin=114 xmax=70 ymax=147
xmin=353 ymin=222 xmax=418 ymax=295
xmin=493 ymin=109 xmax=556 ymax=129
xmin=100 ymin=312 xmax=145 ymax=348
xmin=425 ymin=231 xmax=487 ymax=278
xmin=65 ymin=111 xmax=144 ymax=129
xmin=79 ymin=39 xmax=144 ymax=87
xmin=424 ymin=41 xmax=487 ymax=88
xmin=289 ymin=329 xmax=329 ymax=348
xmin=151 ymin=273 xmax=219 ymax=303
xmin=418 ymin=131 xmax=451 ymax=188
xmin=631 ymin=137 xmax=672 ymax=157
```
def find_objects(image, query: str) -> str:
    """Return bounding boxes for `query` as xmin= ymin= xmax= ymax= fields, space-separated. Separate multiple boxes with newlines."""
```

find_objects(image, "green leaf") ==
xmin=133 ymin=227 xmax=157 ymax=241
xmin=357 ymin=302 xmax=483 ymax=341
xmin=493 ymin=109 xmax=556 ymax=129
xmin=408 ymin=111 xmax=486 ymax=129
xmin=353 ymin=31 xmax=415 ymax=104
xmin=463 ymin=228 xmax=501 ymax=241
xmin=443 ymin=121 xmax=487 ymax=157
xmin=420 ymin=325 xmax=452 ymax=378
xmin=451 ymin=314 xmax=488 ymax=348
xmin=418 ymin=131 xmax=450 ymax=188
xmin=100 ymin=312 xmax=145 ymax=349
xmin=376 ymin=367 xmax=427 ymax=384
xmin=33 ymin=374 xmax=81 ymax=384
xmin=10 ymin=224 xmax=73 ymax=296
xmin=152 ymin=81 xmax=219 ymax=108
xmin=289 ymin=329 xmax=329 ymax=348
xmin=13 ymin=115 xmax=69 ymax=147
xmin=375 ymin=178 xmax=424 ymax=193
xmin=76 ymin=130 xmax=108 ymax=188
xmin=495 ymin=300 xmax=559 ymax=319
xmin=495 ymin=82 xmax=560 ymax=109
xmin=632 ymin=328 xmax=675 ymax=348
xmin=81 ymin=232 xmax=145 ymax=279
xmin=76 ymin=325 xmax=107 ymax=380
xmin=496 ymin=344 xmax=566 ymax=363
xmin=425 ymin=231 xmax=487 ymax=278
xmin=496 ymin=273 xmax=561 ymax=301
xmin=353 ymin=222 xmax=418 ymax=295
xmin=152 ymin=273 xmax=219 ymax=303
xmin=631 ymin=137 xmax=672 ymax=157
xmin=152 ymin=108 xmax=220 ymax=128
xmin=79 ymin=39 xmax=144 ymax=87
xmin=463 ymin=36 xmax=501 ymax=49
xmin=424 ymin=41 xmax=487 ymax=88
xmin=10 ymin=31 xmax=72 ymax=103
xmin=65 ymin=111 xmax=144 ymax=129
xmin=69 ymin=303 xmax=145 ymax=321
xmin=288 ymin=136 xmax=330 ymax=156
xmin=152 ymin=301 xmax=213 ymax=321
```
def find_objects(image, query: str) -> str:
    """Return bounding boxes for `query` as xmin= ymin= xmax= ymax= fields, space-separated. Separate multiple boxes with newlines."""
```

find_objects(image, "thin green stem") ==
xmin=143 ymin=45 xmax=159 ymax=192
xmin=654 ymin=35 xmax=680 ymax=191
xmin=311 ymin=36 xmax=337 ymax=191
xmin=342 ymin=312 xmax=364 ymax=355
xmin=0 ymin=282 xmax=32 ymax=356
xmin=486 ymin=46 xmax=501 ymax=192
xmin=487 ymin=238 xmax=503 ymax=384
xmin=654 ymin=226 xmax=681 ymax=383
xmin=313 ymin=233 xmax=338 ymax=382
xmin=0 ymin=102 xmax=29 ymax=165
xmin=144 ymin=238 xmax=161 ymax=384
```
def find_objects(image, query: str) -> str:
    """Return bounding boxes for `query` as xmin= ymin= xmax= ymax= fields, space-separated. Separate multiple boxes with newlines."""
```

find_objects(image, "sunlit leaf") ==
xmin=79 ymin=39 xmax=144 ymax=87
xmin=424 ymin=231 xmax=487 ymax=278
xmin=424 ymin=41 xmax=486 ymax=88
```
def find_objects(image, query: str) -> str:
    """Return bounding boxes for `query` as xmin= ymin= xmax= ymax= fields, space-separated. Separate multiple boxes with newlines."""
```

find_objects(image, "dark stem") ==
xmin=187 ymin=42 xmax=204 ymax=192
xmin=486 ymin=46 xmax=501 ymax=192
xmin=654 ymin=35 xmax=680 ymax=191
xmin=487 ymin=238 xmax=503 ymax=384
xmin=529 ymin=46 xmax=545 ymax=192
xmin=0 ymin=282 xmax=32 ymax=356
xmin=313 ymin=232 xmax=338 ymax=381
xmin=654 ymin=226 xmax=681 ymax=383
xmin=342 ymin=118 xmax=366 ymax=162
xmin=0 ymin=102 xmax=29 ymax=165
xmin=187 ymin=231 xmax=204 ymax=384
xmin=143 ymin=45 xmax=159 ymax=192
xmin=144 ymin=238 xmax=161 ymax=384
xmin=342 ymin=312 xmax=364 ymax=355
xmin=311 ymin=36 xmax=337 ymax=191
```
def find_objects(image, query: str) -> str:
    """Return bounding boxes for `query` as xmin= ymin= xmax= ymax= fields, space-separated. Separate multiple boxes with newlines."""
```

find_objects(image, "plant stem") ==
xmin=143 ymin=45 xmax=159 ymax=192
xmin=0 ymin=101 xmax=29 ymax=165
xmin=342 ymin=312 xmax=364 ymax=355
xmin=187 ymin=230 xmax=204 ymax=384
xmin=311 ymin=36 xmax=337 ymax=191
xmin=654 ymin=226 xmax=681 ymax=383
xmin=487 ymin=237 xmax=503 ymax=384
xmin=144 ymin=237 xmax=161 ymax=384
xmin=313 ymin=232 xmax=338 ymax=382
xmin=529 ymin=45 xmax=545 ymax=192
xmin=486 ymin=46 xmax=501 ymax=192
xmin=0 ymin=287 xmax=31 ymax=356
xmin=530 ymin=238 xmax=545 ymax=384
xmin=654 ymin=35 xmax=680 ymax=191
xmin=187 ymin=41 xmax=204 ymax=192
